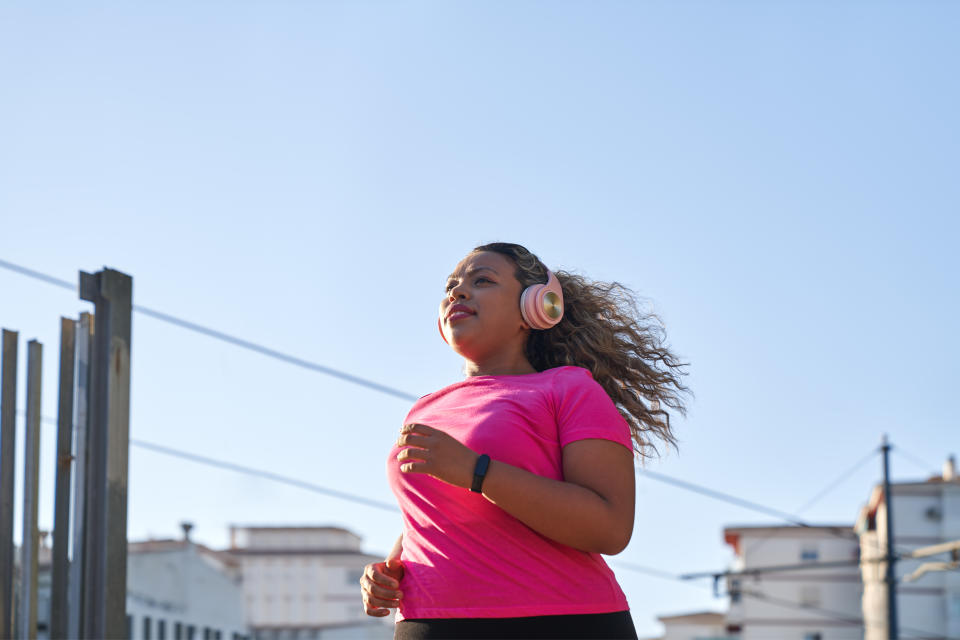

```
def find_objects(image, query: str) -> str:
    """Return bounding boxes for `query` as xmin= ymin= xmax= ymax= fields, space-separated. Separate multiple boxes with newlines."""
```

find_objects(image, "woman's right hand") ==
xmin=360 ymin=548 xmax=404 ymax=617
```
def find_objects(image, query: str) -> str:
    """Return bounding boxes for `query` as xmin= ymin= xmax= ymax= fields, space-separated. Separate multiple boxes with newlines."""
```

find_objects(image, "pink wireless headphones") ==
xmin=438 ymin=269 xmax=564 ymax=343
xmin=520 ymin=269 xmax=564 ymax=330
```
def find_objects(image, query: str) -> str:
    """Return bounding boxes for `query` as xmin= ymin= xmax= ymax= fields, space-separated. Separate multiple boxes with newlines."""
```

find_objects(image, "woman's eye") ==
xmin=475 ymin=277 xmax=491 ymax=285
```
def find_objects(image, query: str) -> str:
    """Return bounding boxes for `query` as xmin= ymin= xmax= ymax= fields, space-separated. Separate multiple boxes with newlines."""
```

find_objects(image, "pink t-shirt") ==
xmin=386 ymin=365 xmax=633 ymax=620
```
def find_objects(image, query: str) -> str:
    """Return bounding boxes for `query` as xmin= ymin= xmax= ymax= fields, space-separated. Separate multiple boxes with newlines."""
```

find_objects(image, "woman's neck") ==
xmin=464 ymin=353 xmax=537 ymax=377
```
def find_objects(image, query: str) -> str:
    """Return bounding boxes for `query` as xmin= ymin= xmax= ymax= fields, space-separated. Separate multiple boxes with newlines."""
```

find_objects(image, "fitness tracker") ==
xmin=471 ymin=454 xmax=491 ymax=493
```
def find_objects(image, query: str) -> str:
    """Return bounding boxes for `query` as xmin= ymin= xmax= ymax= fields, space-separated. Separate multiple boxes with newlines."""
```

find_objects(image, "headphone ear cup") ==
xmin=520 ymin=270 xmax=564 ymax=330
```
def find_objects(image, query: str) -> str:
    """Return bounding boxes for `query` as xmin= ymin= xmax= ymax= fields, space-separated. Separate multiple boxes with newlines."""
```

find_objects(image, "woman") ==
xmin=360 ymin=242 xmax=689 ymax=639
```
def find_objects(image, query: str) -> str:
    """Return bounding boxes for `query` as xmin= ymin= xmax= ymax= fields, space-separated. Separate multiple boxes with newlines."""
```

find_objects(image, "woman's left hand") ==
xmin=396 ymin=423 xmax=479 ymax=489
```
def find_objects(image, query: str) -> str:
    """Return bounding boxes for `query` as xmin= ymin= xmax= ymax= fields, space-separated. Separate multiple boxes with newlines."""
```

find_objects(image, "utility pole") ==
xmin=881 ymin=434 xmax=898 ymax=640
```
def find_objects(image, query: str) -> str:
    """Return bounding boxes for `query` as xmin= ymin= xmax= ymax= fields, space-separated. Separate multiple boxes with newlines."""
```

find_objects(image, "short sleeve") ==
xmin=552 ymin=367 xmax=634 ymax=451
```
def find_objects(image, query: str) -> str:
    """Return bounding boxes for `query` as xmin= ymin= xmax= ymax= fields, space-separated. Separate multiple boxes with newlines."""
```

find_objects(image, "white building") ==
xmin=126 ymin=535 xmax=249 ymax=640
xmin=35 ymin=524 xmax=250 ymax=640
xmin=723 ymin=525 xmax=862 ymax=640
xmin=855 ymin=455 xmax=960 ymax=640
xmin=654 ymin=611 xmax=730 ymax=640
xmin=227 ymin=525 xmax=393 ymax=640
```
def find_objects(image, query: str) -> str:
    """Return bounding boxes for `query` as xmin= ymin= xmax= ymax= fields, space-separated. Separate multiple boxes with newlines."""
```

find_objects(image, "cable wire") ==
xmin=894 ymin=446 xmax=940 ymax=476
xmin=36 ymin=416 xmax=399 ymax=513
xmin=610 ymin=560 xmax=700 ymax=585
xmin=29 ymin=414 xmax=945 ymax=637
xmin=0 ymin=257 xmax=918 ymax=547
xmin=739 ymin=448 xmax=879 ymax=558
xmin=10 ymin=257 xmax=943 ymax=633
xmin=738 ymin=588 xmax=946 ymax=639
xmin=131 ymin=437 xmax=401 ymax=513
xmin=738 ymin=588 xmax=864 ymax=627
xmin=638 ymin=468 xmax=856 ymax=538
xmin=0 ymin=257 xmax=419 ymax=402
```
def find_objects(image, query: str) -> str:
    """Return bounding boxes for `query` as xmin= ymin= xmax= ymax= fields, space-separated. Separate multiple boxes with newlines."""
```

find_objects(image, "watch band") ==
xmin=471 ymin=454 xmax=491 ymax=493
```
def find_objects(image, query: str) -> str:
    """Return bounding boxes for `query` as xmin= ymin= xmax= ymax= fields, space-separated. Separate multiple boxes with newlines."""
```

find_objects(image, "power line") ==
xmin=131 ymin=437 xmax=400 ymax=513
xmin=25 ymin=419 xmax=946 ymax=637
xmin=738 ymin=588 xmax=864 ymax=628
xmin=795 ymin=449 xmax=880 ymax=515
xmin=739 ymin=448 xmax=879 ymax=559
xmin=894 ymin=446 xmax=940 ymax=476
xmin=614 ymin=557 xmax=945 ymax=638
xmin=638 ymin=468 xmax=856 ymax=538
xmin=610 ymin=560 xmax=700 ymax=585
xmin=642 ymin=455 xmax=917 ymax=560
xmin=0 ymin=257 xmax=418 ymax=402
xmin=738 ymin=589 xmax=946 ymax=639
xmin=0 ymin=257 xmax=922 ymax=548
xmin=35 ymin=416 xmax=399 ymax=513
xmin=9 ymin=260 xmax=954 ymax=638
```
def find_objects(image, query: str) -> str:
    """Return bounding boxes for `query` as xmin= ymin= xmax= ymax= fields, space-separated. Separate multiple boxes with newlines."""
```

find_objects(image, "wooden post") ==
xmin=19 ymin=340 xmax=42 ymax=640
xmin=0 ymin=330 xmax=17 ymax=640
xmin=79 ymin=269 xmax=132 ymax=640
xmin=68 ymin=313 xmax=92 ymax=640
xmin=51 ymin=319 xmax=76 ymax=639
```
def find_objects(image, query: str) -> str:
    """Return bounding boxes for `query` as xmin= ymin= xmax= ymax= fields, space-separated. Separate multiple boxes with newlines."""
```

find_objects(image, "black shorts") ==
xmin=394 ymin=610 xmax=638 ymax=640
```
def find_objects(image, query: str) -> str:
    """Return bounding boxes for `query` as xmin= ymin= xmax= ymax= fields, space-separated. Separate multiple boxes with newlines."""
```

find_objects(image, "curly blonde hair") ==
xmin=473 ymin=242 xmax=690 ymax=459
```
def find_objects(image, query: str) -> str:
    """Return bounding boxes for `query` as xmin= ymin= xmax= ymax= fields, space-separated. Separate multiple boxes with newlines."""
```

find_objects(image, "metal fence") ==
xmin=0 ymin=268 xmax=132 ymax=640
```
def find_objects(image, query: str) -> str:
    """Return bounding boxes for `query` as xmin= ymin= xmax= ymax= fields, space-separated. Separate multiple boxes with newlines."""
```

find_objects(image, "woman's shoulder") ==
xmin=542 ymin=365 xmax=596 ymax=386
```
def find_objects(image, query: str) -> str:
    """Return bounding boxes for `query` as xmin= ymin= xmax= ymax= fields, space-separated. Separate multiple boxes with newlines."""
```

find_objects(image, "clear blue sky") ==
xmin=1 ymin=2 xmax=957 ymax=636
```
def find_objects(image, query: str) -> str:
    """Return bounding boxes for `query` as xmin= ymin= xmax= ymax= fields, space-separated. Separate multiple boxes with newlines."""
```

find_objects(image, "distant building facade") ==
xmin=855 ymin=456 xmax=960 ymax=640
xmin=723 ymin=525 xmax=862 ymax=640
xmin=227 ymin=526 xmax=393 ymax=640
xmin=35 ymin=525 xmax=250 ymax=640
xmin=655 ymin=611 xmax=731 ymax=640
xmin=125 ymin=535 xmax=250 ymax=640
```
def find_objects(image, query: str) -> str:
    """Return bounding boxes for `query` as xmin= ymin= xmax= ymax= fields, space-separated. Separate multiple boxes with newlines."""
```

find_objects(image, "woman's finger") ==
xmin=363 ymin=591 xmax=402 ymax=609
xmin=363 ymin=578 xmax=403 ymax=601
xmin=396 ymin=448 xmax=428 ymax=463
xmin=397 ymin=433 xmax=431 ymax=448
xmin=363 ymin=563 xmax=398 ymax=588
xmin=402 ymin=423 xmax=437 ymax=436
xmin=399 ymin=460 xmax=426 ymax=473
xmin=362 ymin=563 xmax=384 ymax=584
xmin=363 ymin=568 xmax=399 ymax=590
xmin=373 ymin=568 xmax=401 ymax=588
xmin=364 ymin=599 xmax=397 ymax=616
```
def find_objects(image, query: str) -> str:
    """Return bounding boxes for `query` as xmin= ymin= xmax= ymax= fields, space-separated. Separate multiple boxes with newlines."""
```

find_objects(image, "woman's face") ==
xmin=439 ymin=251 xmax=529 ymax=361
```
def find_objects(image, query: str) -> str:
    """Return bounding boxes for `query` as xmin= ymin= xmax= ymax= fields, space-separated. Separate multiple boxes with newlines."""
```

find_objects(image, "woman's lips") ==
xmin=448 ymin=311 xmax=474 ymax=322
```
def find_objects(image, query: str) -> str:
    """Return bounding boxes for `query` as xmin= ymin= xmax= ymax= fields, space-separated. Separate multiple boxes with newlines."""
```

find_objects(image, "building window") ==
xmin=158 ymin=619 xmax=167 ymax=640
xmin=803 ymin=633 xmax=823 ymax=640
xmin=800 ymin=546 xmax=819 ymax=562
xmin=175 ymin=622 xmax=183 ymax=640
xmin=203 ymin=628 xmax=212 ymax=640
xmin=186 ymin=625 xmax=196 ymax=640
xmin=800 ymin=586 xmax=821 ymax=608
xmin=728 ymin=578 xmax=741 ymax=603
xmin=144 ymin=615 xmax=153 ymax=640
xmin=126 ymin=615 xmax=133 ymax=640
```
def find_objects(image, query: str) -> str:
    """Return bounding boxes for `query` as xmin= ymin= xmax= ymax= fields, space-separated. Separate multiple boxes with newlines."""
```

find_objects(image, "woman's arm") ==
xmin=396 ymin=424 xmax=635 ymax=555
xmin=483 ymin=438 xmax=635 ymax=555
